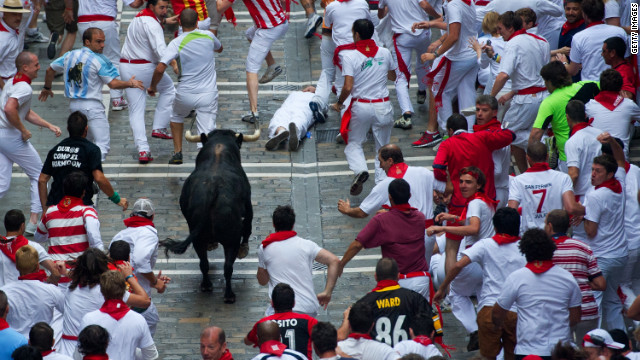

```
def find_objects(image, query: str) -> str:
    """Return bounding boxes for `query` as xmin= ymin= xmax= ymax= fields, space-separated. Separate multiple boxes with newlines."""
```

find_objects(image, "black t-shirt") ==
xmin=41 ymin=136 xmax=103 ymax=206
xmin=356 ymin=285 xmax=432 ymax=347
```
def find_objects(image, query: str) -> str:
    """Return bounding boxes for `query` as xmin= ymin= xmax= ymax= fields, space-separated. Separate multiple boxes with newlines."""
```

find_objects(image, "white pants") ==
xmin=429 ymin=252 xmax=446 ymax=290
xmin=245 ymin=21 xmax=289 ymax=73
xmin=268 ymin=91 xmax=315 ymax=139
xmin=345 ymin=101 xmax=394 ymax=183
xmin=70 ymin=99 xmax=109 ymax=161
xmin=433 ymin=56 xmax=478 ymax=131
xmin=120 ymin=62 xmax=175 ymax=153
xmin=393 ymin=31 xmax=430 ymax=114
xmin=449 ymin=261 xmax=482 ymax=333
xmin=502 ymin=92 xmax=548 ymax=149
xmin=78 ymin=20 xmax=123 ymax=99
xmin=495 ymin=187 xmax=508 ymax=209
xmin=311 ymin=35 xmax=336 ymax=112
xmin=399 ymin=275 xmax=430 ymax=302
xmin=0 ymin=128 xmax=43 ymax=214
xmin=621 ymin=247 xmax=640 ymax=295
xmin=171 ymin=90 xmax=218 ymax=148
xmin=141 ymin=302 xmax=160 ymax=337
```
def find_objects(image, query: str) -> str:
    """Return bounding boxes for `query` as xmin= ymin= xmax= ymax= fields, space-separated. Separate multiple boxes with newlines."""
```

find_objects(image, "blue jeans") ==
xmin=595 ymin=256 xmax=628 ymax=330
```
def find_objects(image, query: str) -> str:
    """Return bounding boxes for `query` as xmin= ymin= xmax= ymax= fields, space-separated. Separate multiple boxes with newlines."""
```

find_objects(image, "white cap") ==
xmin=132 ymin=198 xmax=155 ymax=217
xmin=583 ymin=329 xmax=625 ymax=349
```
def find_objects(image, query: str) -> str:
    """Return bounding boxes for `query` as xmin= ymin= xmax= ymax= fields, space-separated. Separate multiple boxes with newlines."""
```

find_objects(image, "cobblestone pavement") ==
xmin=4 ymin=2 xmax=640 ymax=359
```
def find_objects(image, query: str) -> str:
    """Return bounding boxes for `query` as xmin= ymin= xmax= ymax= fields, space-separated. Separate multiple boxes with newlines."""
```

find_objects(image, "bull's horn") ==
xmin=241 ymin=128 xmax=261 ymax=142
xmin=185 ymin=130 xmax=201 ymax=142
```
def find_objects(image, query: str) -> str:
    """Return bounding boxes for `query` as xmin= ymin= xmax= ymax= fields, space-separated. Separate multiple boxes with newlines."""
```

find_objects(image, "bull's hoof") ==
xmin=237 ymin=243 xmax=249 ymax=259
xmin=200 ymin=282 xmax=213 ymax=292
xmin=223 ymin=293 xmax=236 ymax=304
xmin=207 ymin=242 xmax=219 ymax=251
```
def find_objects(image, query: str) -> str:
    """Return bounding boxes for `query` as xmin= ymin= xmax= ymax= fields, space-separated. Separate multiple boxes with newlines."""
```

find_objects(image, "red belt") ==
xmin=354 ymin=97 xmax=389 ymax=103
xmin=399 ymin=271 xmax=430 ymax=279
xmin=120 ymin=58 xmax=151 ymax=64
xmin=61 ymin=334 xmax=78 ymax=341
xmin=78 ymin=15 xmax=115 ymax=23
xmin=516 ymin=86 xmax=546 ymax=95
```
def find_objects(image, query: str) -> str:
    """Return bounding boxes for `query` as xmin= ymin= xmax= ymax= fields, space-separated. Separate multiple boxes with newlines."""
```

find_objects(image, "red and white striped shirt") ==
xmin=231 ymin=0 xmax=286 ymax=29
xmin=552 ymin=235 xmax=601 ymax=321
xmin=34 ymin=196 xmax=103 ymax=261
xmin=170 ymin=0 xmax=209 ymax=21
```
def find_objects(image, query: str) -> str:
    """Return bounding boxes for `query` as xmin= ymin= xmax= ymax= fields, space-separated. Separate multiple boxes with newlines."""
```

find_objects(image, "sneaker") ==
xmin=152 ymin=128 xmax=173 ymax=139
xmin=288 ymin=122 xmax=299 ymax=151
xmin=24 ymin=222 xmax=37 ymax=236
xmin=467 ymin=330 xmax=480 ymax=352
xmin=138 ymin=151 xmax=153 ymax=164
xmin=111 ymin=97 xmax=128 ymax=111
xmin=25 ymin=31 xmax=48 ymax=43
xmin=168 ymin=151 xmax=183 ymax=165
xmin=265 ymin=130 xmax=289 ymax=150
xmin=309 ymin=101 xmax=326 ymax=124
xmin=417 ymin=90 xmax=426 ymax=104
xmin=47 ymin=31 xmax=59 ymax=60
xmin=241 ymin=112 xmax=259 ymax=124
xmin=304 ymin=13 xmax=323 ymax=39
xmin=258 ymin=65 xmax=283 ymax=84
xmin=394 ymin=114 xmax=412 ymax=130
xmin=412 ymin=131 xmax=442 ymax=148
xmin=350 ymin=171 xmax=369 ymax=196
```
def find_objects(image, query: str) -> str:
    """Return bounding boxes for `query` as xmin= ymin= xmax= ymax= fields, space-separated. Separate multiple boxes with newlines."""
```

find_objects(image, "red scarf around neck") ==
xmin=595 ymin=177 xmax=622 ymax=194
xmin=459 ymin=192 xmax=499 ymax=221
xmin=525 ymin=162 xmax=551 ymax=173
xmin=41 ymin=350 xmax=55 ymax=357
xmin=594 ymin=90 xmax=624 ymax=111
xmin=123 ymin=216 xmax=155 ymax=228
xmin=569 ymin=119 xmax=593 ymax=137
xmin=0 ymin=235 xmax=28 ymax=263
xmin=83 ymin=355 xmax=109 ymax=360
xmin=57 ymin=196 xmax=84 ymax=213
xmin=18 ymin=269 xmax=47 ymax=282
xmin=472 ymin=118 xmax=501 ymax=133
xmin=260 ymin=340 xmax=287 ymax=356
xmin=0 ymin=318 xmax=9 ymax=331
xmin=460 ymin=0 xmax=471 ymax=5
xmin=348 ymin=333 xmax=372 ymax=340
xmin=507 ymin=28 xmax=546 ymax=42
xmin=135 ymin=7 xmax=160 ymax=23
xmin=625 ymin=161 xmax=631 ymax=173
xmin=355 ymin=39 xmax=378 ymax=58
xmin=220 ymin=349 xmax=233 ymax=360
xmin=262 ymin=231 xmax=297 ymax=248
xmin=371 ymin=279 xmax=400 ymax=292
xmin=12 ymin=73 xmax=31 ymax=85
xmin=525 ymin=260 xmax=554 ymax=274
xmin=381 ymin=204 xmax=416 ymax=212
xmin=561 ymin=19 xmax=584 ymax=35
xmin=99 ymin=299 xmax=130 ymax=321
xmin=413 ymin=335 xmax=433 ymax=346
xmin=586 ymin=20 xmax=604 ymax=28
xmin=492 ymin=234 xmax=520 ymax=245
xmin=387 ymin=162 xmax=409 ymax=179
xmin=552 ymin=234 xmax=570 ymax=244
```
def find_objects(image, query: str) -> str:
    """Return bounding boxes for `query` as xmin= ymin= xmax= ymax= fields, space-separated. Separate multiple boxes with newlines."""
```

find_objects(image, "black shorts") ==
xmin=45 ymin=0 xmax=78 ymax=35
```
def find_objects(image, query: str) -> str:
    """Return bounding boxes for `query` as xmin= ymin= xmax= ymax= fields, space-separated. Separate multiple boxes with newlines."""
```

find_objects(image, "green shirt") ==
xmin=533 ymin=81 xmax=600 ymax=161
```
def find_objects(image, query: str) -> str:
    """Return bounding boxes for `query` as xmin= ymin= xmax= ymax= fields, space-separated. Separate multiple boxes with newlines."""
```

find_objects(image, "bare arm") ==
xmin=38 ymin=173 xmax=51 ymax=218
xmin=569 ymin=306 xmax=582 ymax=327
xmin=4 ymin=98 xmax=31 ymax=141
xmin=568 ymin=166 xmax=580 ymax=187
xmin=217 ymin=0 xmax=233 ymax=14
xmin=128 ymin=0 xmax=144 ymax=8
xmin=256 ymin=267 xmax=270 ymax=286
xmin=107 ymin=76 xmax=144 ymax=91
xmin=528 ymin=128 xmax=545 ymax=146
xmin=316 ymin=249 xmax=341 ymax=309
xmin=427 ymin=216 xmax=481 ymax=237
xmin=562 ymin=191 xmax=585 ymax=216
xmin=338 ymin=199 xmax=369 ymax=218
xmin=589 ymin=275 xmax=606 ymax=291
xmin=25 ymin=110 xmax=61 ymax=136
xmin=147 ymin=63 xmax=168 ymax=96
xmin=387 ymin=70 xmax=396 ymax=82
xmin=337 ymin=76 xmax=354 ymax=106
xmin=38 ymin=67 xmax=57 ymax=101
xmin=41 ymin=259 xmax=61 ymax=285
xmin=490 ymin=72 xmax=510 ymax=97
xmin=507 ymin=200 xmax=519 ymax=210
xmin=337 ymin=306 xmax=351 ymax=340
xmin=584 ymin=219 xmax=598 ymax=239
xmin=93 ymin=169 xmax=128 ymax=210
xmin=340 ymin=240 xmax=364 ymax=270
xmin=418 ymin=0 xmax=441 ymax=18
xmin=628 ymin=295 xmax=640 ymax=320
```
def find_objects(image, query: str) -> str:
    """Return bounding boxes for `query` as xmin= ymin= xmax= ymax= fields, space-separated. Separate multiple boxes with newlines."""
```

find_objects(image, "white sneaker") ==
xmin=26 ymin=31 xmax=48 ymax=43
xmin=258 ymin=65 xmax=283 ymax=84
xmin=111 ymin=97 xmax=128 ymax=111
xmin=304 ymin=13 xmax=322 ymax=38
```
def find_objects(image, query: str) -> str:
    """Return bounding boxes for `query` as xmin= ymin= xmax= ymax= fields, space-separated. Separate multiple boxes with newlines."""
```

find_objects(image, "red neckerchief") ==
xmin=561 ymin=19 xmax=584 ymax=35
xmin=259 ymin=340 xmax=287 ymax=356
xmin=594 ymin=90 xmax=624 ymax=111
xmin=387 ymin=162 xmax=409 ymax=179
xmin=569 ymin=119 xmax=593 ymax=137
xmin=525 ymin=162 xmax=551 ymax=173
xmin=625 ymin=161 xmax=631 ymax=174
xmin=83 ymin=355 xmax=109 ymax=360
xmin=219 ymin=349 xmax=233 ymax=360
xmin=355 ymin=39 xmax=378 ymax=58
xmin=262 ymin=231 xmax=297 ymax=248
xmin=507 ymin=29 xmax=527 ymax=41
xmin=224 ymin=8 xmax=237 ymax=26
xmin=492 ymin=234 xmax=520 ymax=245
xmin=0 ymin=318 xmax=9 ymax=331
xmin=0 ymin=235 xmax=28 ymax=263
xmin=99 ymin=299 xmax=130 ymax=321
xmin=586 ymin=20 xmax=604 ymax=28
xmin=0 ymin=20 xmax=17 ymax=34
xmin=552 ymin=233 xmax=570 ymax=244
xmin=123 ymin=216 xmax=155 ymax=228
xmin=461 ymin=0 xmax=471 ymax=5
xmin=18 ymin=269 xmax=48 ymax=282
xmin=371 ymin=279 xmax=400 ymax=292
xmin=57 ymin=196 xmax=84 ymax=213
xmin=413 ymin=335 xmax=433 ymax=346
xmin=348 ymin=333 xmax=372 ymax=340
xmin=12 ymin=73 xmax=31 ymax=85
xmin=525 ymin=260 xmax=554 ymax=274
xmin=595 ymin=177 xmax=622 ymax=194
xmin=459 ymin=192 xmax=499 ymax=221
xmin=41 ymin=350 xmax=55 ymax=357
xmin=336 ymin=0 xmax=350 ymax=2
xmin=381 ymin=204 xmax=416 ymax=212
xmin=472 ymin=118 xmax=501 ymax=132
xmin=135 ymin=7 xmax=160 ymax=23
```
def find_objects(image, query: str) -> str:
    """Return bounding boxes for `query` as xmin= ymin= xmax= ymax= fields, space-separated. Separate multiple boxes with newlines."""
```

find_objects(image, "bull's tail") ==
xmin=160 ymin=235 xmax=194 ymax=257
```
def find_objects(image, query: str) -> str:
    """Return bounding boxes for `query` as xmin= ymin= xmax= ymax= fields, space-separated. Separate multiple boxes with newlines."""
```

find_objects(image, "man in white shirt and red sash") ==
xmin=0 ymin=0 xmax=30 ymax=90
xmin=393 ymin=312 xmax=442 ymax=359
xmin=336 ymin=302 xmax=400 ymax=360
xmin=331 ymin=18 xmax=396 ymax=195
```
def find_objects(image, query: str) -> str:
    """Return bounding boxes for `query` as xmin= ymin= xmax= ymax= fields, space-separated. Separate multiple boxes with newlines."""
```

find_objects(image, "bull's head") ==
xmin=185 ymin=127 xmax=261 ymax=144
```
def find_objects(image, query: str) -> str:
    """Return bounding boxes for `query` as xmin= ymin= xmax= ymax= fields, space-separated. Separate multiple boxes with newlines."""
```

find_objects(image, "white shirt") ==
xmin=394 ymin=339 xmax=441 ymax=359
xmin=605 ymin=0 xmax=621 ymax=19
xmin=359 ymin=166 xmax=445 ymax=217
xmin=1 ymin=279 xmax=65 ymax=337
xmin=536 ymin=0 xmax=565 ymax=48
xmin=0 ymin=19 xmax=27 ymax=79
xmin=0 ymin=238 xmax=50 ymax=287
xmin=43 ymin=352 xmax=74 ymax=360
xmin=497 ymin=265 xmax=582 ymax=356
xmin=121 ymin=11 xmax=167 ymax=64
xmin=462 ymin=238 xmax=526 ymax=310
xmin=379 ymin=0 xmax=430 ymax=35
xmin=160 ymin=29 xmax=221 ymax=94
xmin=0 ymin=78 xmax=32 ymax=128
xmin=324 ymin=0 xmax=372 ymax=47
xmin=111 ymin=225 xmax=159 ymax=295
xmin=624 ymin=163 xmax=640 ymax=250
xmin=462 ymin=199 xmax=495 ymax=249
xmin=442 ymin=0 xmax=476 ymax=61
xmin=585 ymin=98 xmax=640 ymax=159
xmin=570 ymin=24 xmax=628 ymax=81
xmin=499 ymin=32 xmax=549 ymax=90
xmin=78 ymin=0 xmax=134 ymax=18
xmin=565 ymin=125 xmax=603 ymax=195
xmin=258 ymin=235 xmax=322 ymax=315
xmin=509 ymin=168 xmax=574 ymax=231
xmin=341 ymin=47 xmax=395 ymax=100
xmin=584 ymin=167 xmax=628 ymax=259
xmin=81 ymin=307 xmax=155 ymax=360
xmin=475 ymin=0 xmax=563 ymax=33
xmin=338 ymin=337 xmax=400 ymax=360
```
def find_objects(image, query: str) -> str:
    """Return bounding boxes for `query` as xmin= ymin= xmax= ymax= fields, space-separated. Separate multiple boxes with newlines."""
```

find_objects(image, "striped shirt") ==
xmin=170 ymin=0 xmax=209 ymax=21
xmin=35 ymin=198 xmax=103 ymax=261
xmin=552 ymin=236 xmax=601 ymax=320
xmin=230 ymin=0 xmax=286 ymax=29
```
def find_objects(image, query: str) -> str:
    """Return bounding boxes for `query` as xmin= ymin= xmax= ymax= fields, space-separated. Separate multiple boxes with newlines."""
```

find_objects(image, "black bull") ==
xmin=160 ymin=128 xmax=259 ymax=303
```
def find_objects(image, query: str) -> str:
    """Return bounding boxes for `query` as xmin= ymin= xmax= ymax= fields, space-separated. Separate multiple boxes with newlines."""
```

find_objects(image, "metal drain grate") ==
xmin=314 ymin=129 xmax=374 ymax=143
xmin=272 ymin=84 xmax=301 ymax=92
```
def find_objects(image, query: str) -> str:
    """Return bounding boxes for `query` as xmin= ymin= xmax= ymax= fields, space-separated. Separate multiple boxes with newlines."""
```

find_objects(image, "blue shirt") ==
xmin=0 ymin=326 xmax=28 ymax=360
